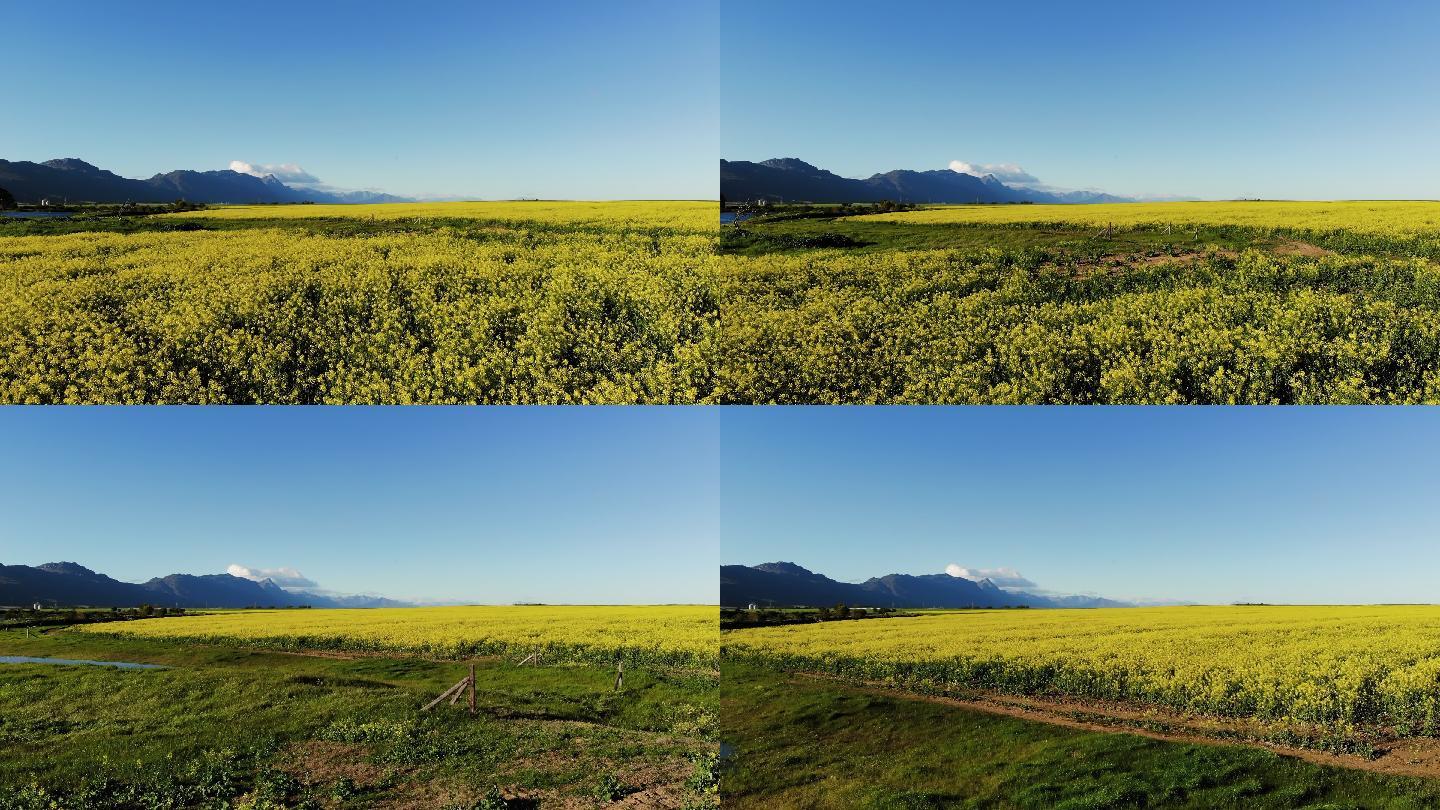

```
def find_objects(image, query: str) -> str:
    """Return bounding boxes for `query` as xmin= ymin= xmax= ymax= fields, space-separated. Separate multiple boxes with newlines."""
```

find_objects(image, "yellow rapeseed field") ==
xmin=175 ymin=200 xmax=717 ymax=233
xmin=861 ymin=200 xmax=1440 ymax=239
xmin=724 ymin=605 xmax=1440 ymax=731
xmin=0 ymin=203 xmax=722 ymax=404
xmin=14 ymin=198 xmax=1440 ymax=403
xmin=85 ymin=605 xmax=719 ymax=667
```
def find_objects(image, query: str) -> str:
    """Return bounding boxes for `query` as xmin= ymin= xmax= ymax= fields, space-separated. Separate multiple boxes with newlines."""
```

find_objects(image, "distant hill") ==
xmin=721 ymin=561 xmax=1131 ymax=609
xmin=0 ymin=561 xmax=410 ymax=609
xmin=0 ymin=158 xmax=410 ymax=205
xmin=720 ymin=157 xmax=1132 ymax=205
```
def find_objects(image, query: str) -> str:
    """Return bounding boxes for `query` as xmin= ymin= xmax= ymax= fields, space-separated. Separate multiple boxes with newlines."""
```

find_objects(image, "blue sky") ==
xmin=722 ymin=0 xmax=1440 ymax=200
xmin=7 ymin=0 xmax=717 ymax=200
xmin=0 ymin=408 xmax=718 ymax=604
xmin=721 ymin=407 xmax=1440 ymax=605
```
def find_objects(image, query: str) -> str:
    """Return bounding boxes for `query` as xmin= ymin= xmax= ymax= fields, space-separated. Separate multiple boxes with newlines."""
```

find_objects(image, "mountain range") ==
xmin=0 ymin=561 xmax=410 ymax=609
xmin=720 ymin=158 xmax=1132 ymax=205
xmin=0 ymin=158 xmax=410 ymax=205
xmin=721 ymin=561 xmax=1131 ymax=609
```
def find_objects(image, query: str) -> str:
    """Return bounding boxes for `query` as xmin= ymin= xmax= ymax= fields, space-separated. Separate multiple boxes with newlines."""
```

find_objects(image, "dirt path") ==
xmin=792 ymin=671 xmax=1440 ymax=780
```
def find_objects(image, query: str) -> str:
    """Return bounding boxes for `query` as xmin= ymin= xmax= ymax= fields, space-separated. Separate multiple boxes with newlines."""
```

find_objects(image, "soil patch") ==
xmin=277 ymin=739 xmax=392 ymax=786
xmin=1273 ymin=239 xmax=1334 ymax=258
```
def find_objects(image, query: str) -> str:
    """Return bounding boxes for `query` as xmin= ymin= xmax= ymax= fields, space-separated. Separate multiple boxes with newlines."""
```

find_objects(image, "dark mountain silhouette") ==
xmin=721 ymin=561 xmax=1131 ymax=609
xmin=0 ymin=561 xmax=410 ymax=609
xmin=720 ymin=158 xmax=1131 ymax=205
xmin=0 ymin=158 xmax=409 ymax=205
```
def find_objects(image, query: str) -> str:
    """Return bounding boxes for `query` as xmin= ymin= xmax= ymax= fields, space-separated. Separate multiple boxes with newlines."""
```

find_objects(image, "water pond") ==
xmin=0 ymin=655 xmax=167 ymax=669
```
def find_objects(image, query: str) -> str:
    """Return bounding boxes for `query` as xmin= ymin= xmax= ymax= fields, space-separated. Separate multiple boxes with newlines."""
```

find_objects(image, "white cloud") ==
xmin=226 ymin=564 xmax=318 ymax=589
xmin=228 ymin=160 xmax=322 ymax=187
xmin=944 ymin=563 xmax=1038 ymax=589
xmin=948 ymin=160 xmax=1043 ymax=187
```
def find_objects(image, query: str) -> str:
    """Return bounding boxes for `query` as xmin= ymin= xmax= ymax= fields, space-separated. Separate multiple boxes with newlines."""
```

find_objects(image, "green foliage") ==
xmin=0 ymin=746 xmax=286 ymax=810
xmin=685 ymin=750 xmax=720 ymax=797
xmin=319 ymin=716 xmax=474 ymax=766
xmin=590 ymin=772 xmax=629 ymax=804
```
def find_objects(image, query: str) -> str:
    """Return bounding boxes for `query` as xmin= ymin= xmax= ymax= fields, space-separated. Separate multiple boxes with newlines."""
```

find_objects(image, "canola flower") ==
xmin=723 ymin=606 xmax=1440 ymax=732
xmin=715 ymin=245 xmax=1440 ymax=404
xmin=0 ymin=209 xmax=722 ymax=403
xmin=85 ymin=605 xmax=719 ymax=668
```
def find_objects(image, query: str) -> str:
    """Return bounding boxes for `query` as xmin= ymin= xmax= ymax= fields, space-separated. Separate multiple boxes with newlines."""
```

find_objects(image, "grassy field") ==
xmin=2 ymin=615 xmax=718 ymax=809
xmin=83 ymin=605 xmax=719 ymax=668
xmin=719 ymin=201 xmax=1440 ymax=404
xmin=721 ymin=660 xmax=1440 ymax=809
xmin=0 ymin=201 xmax=719 ymax=404
xmin=723 ymin=606 xmax=1440 ymax=734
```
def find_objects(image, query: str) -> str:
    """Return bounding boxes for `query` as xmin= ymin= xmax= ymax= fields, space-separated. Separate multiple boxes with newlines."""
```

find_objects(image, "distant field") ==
xmin=83 ymin=605 xmax=719 ymax=668
xmin=171 ymin=200 xmax=718 ymax=231
xmin=724 ymin=605 xmax=1440 ymax=731
xmin=862 ymin=200 xmax=1440 ymax=242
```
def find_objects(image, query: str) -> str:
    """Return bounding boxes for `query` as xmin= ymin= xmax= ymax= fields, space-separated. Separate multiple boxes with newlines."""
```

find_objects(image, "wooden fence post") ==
xmin=614 ymin=660 xmax=625 ymax=691
xmin=423 ymin=676 xmax=470 ymax=711
xmin=469 ymin=662 xmax=476 ymax=715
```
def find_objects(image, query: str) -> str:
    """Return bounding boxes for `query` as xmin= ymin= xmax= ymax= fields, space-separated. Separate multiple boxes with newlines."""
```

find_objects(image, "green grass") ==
xmin=721 ymin=660 xmax=1440 ymax=810
xmin=0 ymin=628 xmax=717 ymax=809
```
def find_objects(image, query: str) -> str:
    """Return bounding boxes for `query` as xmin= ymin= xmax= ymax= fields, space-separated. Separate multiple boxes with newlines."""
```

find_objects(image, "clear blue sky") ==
xmin=721 ymin=407 xmax=1440 ymax=605
xmin=8 ymin=0 xmax=717 ymax=200
xmin=0 ymin=408 xmax=718 ymax=604
xmin=722 ymin=0 xmax=1440 ymax=200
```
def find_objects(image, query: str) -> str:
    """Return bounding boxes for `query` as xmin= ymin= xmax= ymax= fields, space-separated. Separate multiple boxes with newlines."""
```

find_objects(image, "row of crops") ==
xmin=723 ymin=606 xmax=1440 ymax=734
